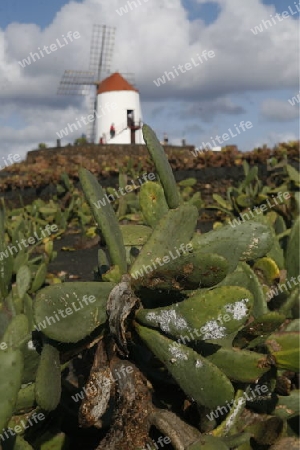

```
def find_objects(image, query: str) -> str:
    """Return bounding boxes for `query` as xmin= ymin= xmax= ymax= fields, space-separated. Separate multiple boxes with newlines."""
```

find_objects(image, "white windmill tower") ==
xmin=57 ymin=25 xmax=144 ymax=145
xmin=96 ymin=72 xmax=144 ymax=144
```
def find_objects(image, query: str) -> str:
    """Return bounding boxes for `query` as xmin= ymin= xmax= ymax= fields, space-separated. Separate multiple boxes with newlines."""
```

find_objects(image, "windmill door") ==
xmin=127 ymin=110 xmax=135 ymax=144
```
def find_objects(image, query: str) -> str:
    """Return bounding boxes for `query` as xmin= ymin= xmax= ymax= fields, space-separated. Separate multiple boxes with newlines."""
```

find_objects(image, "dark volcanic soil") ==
xmin=48 ymin=218 xmax=214 ymax=282
xmin=48 ymin=233 xmax=99 ymax=282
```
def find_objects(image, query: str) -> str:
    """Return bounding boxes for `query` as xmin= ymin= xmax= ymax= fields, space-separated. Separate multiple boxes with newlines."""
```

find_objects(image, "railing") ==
xmin=101 ymin=121 xmax=142 ymax=142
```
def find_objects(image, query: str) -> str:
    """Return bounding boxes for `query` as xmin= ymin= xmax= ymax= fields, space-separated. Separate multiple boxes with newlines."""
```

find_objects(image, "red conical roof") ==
xmin=97 ymin=72 xmax=138 ymax=94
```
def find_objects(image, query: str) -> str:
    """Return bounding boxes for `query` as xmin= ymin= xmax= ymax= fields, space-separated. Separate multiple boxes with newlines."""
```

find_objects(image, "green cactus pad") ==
xmin=22 ymin=341 xmax=40 ymax=384
xmin=279 ymin=287 xmax=300 ymax=318
xmin=136 ymin=324 xmax=234 ymax=409
xmin=101 ymin=265 xmax=123 ymax=283
xmin=142 ymin=124 xmax=181 ymax=209
xmin=205 ymin=347 xmax=271 ymax=382
xmin=120 ymin=224 xmax=152 ymax=246
xmin=120 ymin=224 xmax=152 ymax=266
xmin=16 ymin=265 xmax=32 ymax=300
xmin=0 ymin=244 xmax=13 ymax=298
xmin=163 ymin=251 xmax=229 ymax=289
xmin=2 ymin=314 xmax=29 ymax=349
xmin=265 ymin=331 xmax=299 ymax=371
xmin=139 ymin=181 xmax=169 ymax=227
xmin=15 ymin=383 xmax=36 ymax=412
xmin=286 ymin=216 xmax=300 ymax=280
xmin=79 ymin=167 xmax=127 ymax=275
xmin=23 ymin=293 xmax=34 ymax=331
xmin=130 ymin=204 xmax=198 ymax=287
xmin=31 ymin=262 xmax=47 ymax=293
xmin=131 ymin=248 xmax=228 ymax=289
xmin=0 ymin=349 xmax=24 ymax=431
xmin=136 ymin=286 xmax=253 ymax=345
xmin=234 ymin=311 xmax=286 ymax=349
xmin=191 ymin=221 xmax=273 ymax=271
xmin=35 ymin=343 xmax=61 ymax=411
xmin=250 ymin=214 xmax=284 ymax=269
xmin=219 ymin=262 xmax=268 ymax=318
xmin=13 ymin=251 xmax=29 ymax=274
xmin=33 ymin=282 xmax=114 ymax=343
xmin=212 ymin=389 xmax=247 ymax=437
xmin=274 ymin=390 xmax=300 ymax=420
xmin=0 ymin=206 xmax=4 ymax=239
xmin=11 ymin=285 xmax=23 ymax=315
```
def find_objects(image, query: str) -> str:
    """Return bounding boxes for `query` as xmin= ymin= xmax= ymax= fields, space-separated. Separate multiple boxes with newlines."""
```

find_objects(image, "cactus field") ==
xmin=0 ymin=125 xmax=299 ymax=450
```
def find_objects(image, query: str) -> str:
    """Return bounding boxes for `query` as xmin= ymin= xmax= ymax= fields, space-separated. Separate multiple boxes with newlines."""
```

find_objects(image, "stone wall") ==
xmin=26 ymin=143 xmax=195 ymax=163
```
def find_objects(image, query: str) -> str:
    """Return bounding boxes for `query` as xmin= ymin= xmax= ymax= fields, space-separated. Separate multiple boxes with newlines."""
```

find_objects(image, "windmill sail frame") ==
xmin=57 ymin=25 xmax=116 ymax=143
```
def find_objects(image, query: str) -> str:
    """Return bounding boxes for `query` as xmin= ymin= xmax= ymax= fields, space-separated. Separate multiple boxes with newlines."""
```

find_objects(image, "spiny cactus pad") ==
xmin=265 ymin=331 xmax=300 ymax=372
xmin=16 ymin=265 xmax=32 ymax=299
xmin=79 ymin=167 xmax=127 ymax=275
xmin=205 ymin=347 xmax=271 ymax=382
xmin=136 ymin=323 xmax=234 ymax=409
xmin=286 ymin=216 xmax=300 ymax=280
xmin=219 ymin=262 xmax=268 ymax=318
xmin=136 ymin=286 xmax=253 ymax=345
xmin=2 ymin=314 xmax=29 ymax=349
xmin=139 ymin=181 xmax=169 ymax=228
xmin=33 ymin=282 xmax=115 ymax=342
xmin=142 ymin=124 xmax=181 ymax=209
xmin=191 ymin=220 xmax=273 ymax=271
xmin=35 ymin=343 xmax=61 ymax=411
xmin=130 ymin=203 xmax=198 ymax=287
xmin=0 ymin=349 xmax=24 ymax=430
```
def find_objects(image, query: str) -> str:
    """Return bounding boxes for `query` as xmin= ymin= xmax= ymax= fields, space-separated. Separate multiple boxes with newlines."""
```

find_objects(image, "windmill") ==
xmin=57 ymin=25 xmax=116 ymax=143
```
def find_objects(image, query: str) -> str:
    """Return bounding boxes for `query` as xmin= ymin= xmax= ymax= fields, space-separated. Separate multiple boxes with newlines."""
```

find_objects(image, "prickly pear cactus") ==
xmin=0 ymin=124 xmax=299 ymax=450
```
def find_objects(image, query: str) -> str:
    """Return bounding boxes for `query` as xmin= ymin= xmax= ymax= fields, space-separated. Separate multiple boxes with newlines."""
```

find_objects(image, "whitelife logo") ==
xmin=35 ymin=295 xmax=96 ymax=331
xmin=116 ymin=0 xmax=178 ymax=16
xmin=267 ymin=274 xmax=300 ymax=300
xmin=131 ymin=243 xmax=193 ymax=280
xmin=0 ymin=412 xmax=45 ymax=443
xmin=0 ymin=153 xmax=21 ymax=170
xmin=191 ymin=121 xmax=253 ymax=156
xmin=92 ymin=172 xmax=156 ymax=209
xmin=206 ymin=385 xmax=269 ymax=421
xmin=116 ymin=0 xmax=150 ymax=16
xmin=56 ymin=102 xmax=118 ymax=139
xmin=229 ymin=191 xmax=291 ymax=228
xmin=18 ymin=31 xmax=81 ymax=68
xmin=250 ymin=2 xmax=300 ymax=34
xmin=0 ymin=224 xmax=58 ymax=261
xmin=288 ymin=90 xmax=300 ymax=106
xmin=72 ymin=364 xmax=134 ymax=402
xmin=153 ymin=50 xmax=215 ymax=87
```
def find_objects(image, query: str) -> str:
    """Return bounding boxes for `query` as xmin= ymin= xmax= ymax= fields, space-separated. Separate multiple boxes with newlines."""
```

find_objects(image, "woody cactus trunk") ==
xmin=0 ymin=125 xmax=299 ymax=450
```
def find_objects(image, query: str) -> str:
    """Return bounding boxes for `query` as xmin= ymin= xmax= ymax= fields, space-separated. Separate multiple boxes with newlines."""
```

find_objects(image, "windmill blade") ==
xmin=89 ymin=25 xmax=115 ymax=81
xmin=57 ymin=70 xmax=95 ymax=95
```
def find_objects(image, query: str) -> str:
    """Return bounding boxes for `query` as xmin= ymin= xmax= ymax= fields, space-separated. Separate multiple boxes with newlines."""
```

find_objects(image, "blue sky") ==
xmin=1 ymin=0 xmax=296 ymax=28
xmin=0 ymin=0 xmax=299 ymax=158
xmin=0 ymin=0 xmax=71 ymax=29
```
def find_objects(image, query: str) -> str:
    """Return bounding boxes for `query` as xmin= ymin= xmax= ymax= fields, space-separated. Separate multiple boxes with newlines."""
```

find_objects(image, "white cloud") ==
xmin=254 ymin=131 xmax=299 ymax=149
xmin=261 ymin=98 xmax=300 ymax=122
xmin=0 ymin=0 xmax=299 ymax=158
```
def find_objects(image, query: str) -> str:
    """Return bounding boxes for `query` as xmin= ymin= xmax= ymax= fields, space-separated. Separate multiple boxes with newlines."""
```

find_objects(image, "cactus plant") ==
xmin=0 ymin=124 xmax=299 ymax=450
